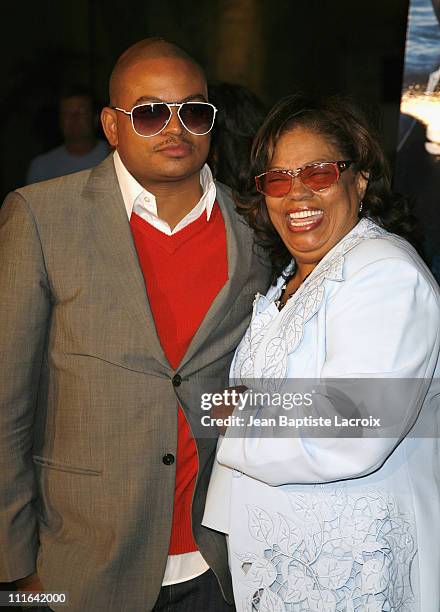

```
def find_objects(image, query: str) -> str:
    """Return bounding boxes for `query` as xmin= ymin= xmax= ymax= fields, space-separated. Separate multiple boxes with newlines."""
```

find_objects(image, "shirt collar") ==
xmin=113 ymin=149 xmax=216 ymax=224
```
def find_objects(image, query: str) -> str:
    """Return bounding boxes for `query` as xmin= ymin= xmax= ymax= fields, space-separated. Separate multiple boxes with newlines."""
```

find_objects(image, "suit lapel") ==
xmin=83 ymin=157 xmax=170 ymax=370
xmin=178 ymin=183 xmax=253 ymax=370
xmin=83 ymin=162 xmax=252 ymax=373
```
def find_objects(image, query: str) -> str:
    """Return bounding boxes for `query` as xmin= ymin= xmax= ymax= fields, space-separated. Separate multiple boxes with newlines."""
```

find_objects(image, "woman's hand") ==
xmin=212 ymin=385 xmax=247 ymax=434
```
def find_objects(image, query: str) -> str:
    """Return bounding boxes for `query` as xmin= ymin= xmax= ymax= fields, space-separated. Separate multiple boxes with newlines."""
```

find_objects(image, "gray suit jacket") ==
xmin=0 ymin=156 xmax=271 ymax=611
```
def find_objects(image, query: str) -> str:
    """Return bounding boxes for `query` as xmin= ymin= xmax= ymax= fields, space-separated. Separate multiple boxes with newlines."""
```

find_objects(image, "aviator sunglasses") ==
xmin=255 ymin=160 xmax=352 ymax=197
xmin=111 ymin=101 xmax=218 ymax=137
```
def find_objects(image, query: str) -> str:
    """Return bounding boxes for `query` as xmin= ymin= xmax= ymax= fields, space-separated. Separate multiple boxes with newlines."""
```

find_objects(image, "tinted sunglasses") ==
xmin=255 ymin=160 xmax=352 ymax=197
xmin=111 ymin=101 xmax=217 ymax=137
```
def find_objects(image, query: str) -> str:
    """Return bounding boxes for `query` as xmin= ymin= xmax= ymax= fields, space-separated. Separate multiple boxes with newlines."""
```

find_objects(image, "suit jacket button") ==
xmin=172 ymin=374 xmax=182 ymax=387
xmin=162 ymin=453 xmax=175 ymax=465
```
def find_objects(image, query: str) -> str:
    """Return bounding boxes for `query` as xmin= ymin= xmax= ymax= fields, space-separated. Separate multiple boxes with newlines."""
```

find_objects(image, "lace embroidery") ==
xmin=234 ymin=485 xmax=417 ymax=611
xmin=233 ymin=219 xmax=385 ymax=389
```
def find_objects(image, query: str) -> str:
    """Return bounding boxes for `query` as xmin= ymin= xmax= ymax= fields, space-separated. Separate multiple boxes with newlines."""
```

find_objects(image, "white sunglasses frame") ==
xmin=111 ymin=101 xmax=218 ymax=137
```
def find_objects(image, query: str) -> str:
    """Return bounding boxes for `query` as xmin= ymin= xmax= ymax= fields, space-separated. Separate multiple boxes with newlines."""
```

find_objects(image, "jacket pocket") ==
xmin=32 ymin=455 xmax=102 ymax=476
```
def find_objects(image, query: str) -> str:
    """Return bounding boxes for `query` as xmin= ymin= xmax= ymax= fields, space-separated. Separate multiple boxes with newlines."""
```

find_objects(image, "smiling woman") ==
xmin=259 ymin=126 xmax=367 ymax=290
xmin=237 ymin=93 xmax=421 ymax=284
xmin=203 ymin=94 xmax=440 ymax=611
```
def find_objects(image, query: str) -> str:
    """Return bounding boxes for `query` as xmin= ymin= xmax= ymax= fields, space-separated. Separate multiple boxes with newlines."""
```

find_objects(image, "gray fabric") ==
xmin=0 ymin=156 xmax=271 ymax=612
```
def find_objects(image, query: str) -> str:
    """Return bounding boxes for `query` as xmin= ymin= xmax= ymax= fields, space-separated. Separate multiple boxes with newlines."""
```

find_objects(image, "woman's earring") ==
xmin=359 ymin=201 xmax=363 ymax=213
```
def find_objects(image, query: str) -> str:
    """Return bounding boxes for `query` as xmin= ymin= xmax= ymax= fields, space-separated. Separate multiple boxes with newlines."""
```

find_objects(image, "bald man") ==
xmin=0 ymin=38 xmax=270 ymax=611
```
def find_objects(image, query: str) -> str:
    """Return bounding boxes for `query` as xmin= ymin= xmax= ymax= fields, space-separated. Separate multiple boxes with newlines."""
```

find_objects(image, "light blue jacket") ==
xmin=204 ymin=219 xmax=440 ymax=612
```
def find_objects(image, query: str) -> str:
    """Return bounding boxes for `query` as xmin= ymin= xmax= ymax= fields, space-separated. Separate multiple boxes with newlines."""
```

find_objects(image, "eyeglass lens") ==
xmin=131 ymin=103 xmax=215 ymax=136
xmin=179 ymin=103 xmax=215 ymax=134
xmin=257 ymin=164 xmax=340 ymax=197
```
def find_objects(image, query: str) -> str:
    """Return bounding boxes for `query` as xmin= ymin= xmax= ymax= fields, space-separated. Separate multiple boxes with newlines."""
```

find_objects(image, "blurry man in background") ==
xmin=26 ymin=87 xmax=109 ymax=183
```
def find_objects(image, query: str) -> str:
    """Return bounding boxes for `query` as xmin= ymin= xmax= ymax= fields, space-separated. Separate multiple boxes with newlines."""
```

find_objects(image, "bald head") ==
xmin=109 ymin=37 xmax=205 ymax=105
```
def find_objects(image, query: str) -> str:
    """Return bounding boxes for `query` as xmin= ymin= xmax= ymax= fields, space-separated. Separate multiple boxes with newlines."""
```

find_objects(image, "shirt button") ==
xmin=162 ymin=453 xmax=175 ymax=465
xmin=172 ymin=374 xmax=182 ymax=387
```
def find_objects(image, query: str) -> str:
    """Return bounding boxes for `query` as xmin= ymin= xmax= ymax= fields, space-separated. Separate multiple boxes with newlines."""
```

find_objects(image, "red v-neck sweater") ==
xmin=130 ymin=202 xmax=228 ymax=555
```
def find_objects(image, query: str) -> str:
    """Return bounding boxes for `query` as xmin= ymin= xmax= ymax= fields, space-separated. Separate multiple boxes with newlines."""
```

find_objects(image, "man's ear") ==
xmin=101 ymin=107 xmax=118 ymax=147
xmin=357 ymin=170 xmax=370 ymax=201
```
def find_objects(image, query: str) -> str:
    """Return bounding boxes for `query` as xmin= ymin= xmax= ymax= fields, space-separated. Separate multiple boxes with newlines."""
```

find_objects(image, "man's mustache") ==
xmin=153 ymin=136 xmax=193 ymax=151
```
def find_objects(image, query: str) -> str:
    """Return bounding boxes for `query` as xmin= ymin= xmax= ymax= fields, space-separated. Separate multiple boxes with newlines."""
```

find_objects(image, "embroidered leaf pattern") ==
xmin=361 ymin=558 xmax=391 ymax=595
xmin=262 ymin=337 xmax=288 ymax=380
xmin=276 ymin=513 xmax=302 ymax=556
xmin=258 ymin=588 xmax=286 ymax=612
xmin=289 ymin=494 xmax=320 ymax=524
xmin=283 ymin=562 xmax=314 ymax=604
xmin=308 ymin=588 xmax=338 ymax=611
xmin=312 ymin=556 xmax=352 ymax=590
xmin=247 ymin=505 xmax=274 ymax=544
xmin=235 ymin=485 xmax=417 ymax=611
xmin=242 ymin=557 xmax=277 ymax=587
xmin=352 ymin=541 xmax=389 ymax=564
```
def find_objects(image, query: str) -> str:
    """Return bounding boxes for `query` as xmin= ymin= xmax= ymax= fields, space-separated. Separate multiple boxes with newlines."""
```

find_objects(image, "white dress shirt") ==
xmin=113 ymin=151 xmax=212 ymax=585
xmin=113 ymin=150 xmax=216 ymax=235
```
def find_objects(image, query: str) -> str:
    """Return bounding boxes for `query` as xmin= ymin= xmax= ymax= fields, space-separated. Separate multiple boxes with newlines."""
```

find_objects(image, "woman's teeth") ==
xmin=288 ymin=210 xmax=323 ymax=226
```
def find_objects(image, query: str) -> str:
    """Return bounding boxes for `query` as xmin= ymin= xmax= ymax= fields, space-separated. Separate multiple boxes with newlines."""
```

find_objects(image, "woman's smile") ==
xmin=286 ymin=207 xmax=324 ymax=231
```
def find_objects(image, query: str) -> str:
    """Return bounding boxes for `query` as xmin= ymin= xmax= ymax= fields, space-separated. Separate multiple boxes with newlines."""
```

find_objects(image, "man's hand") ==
xmin=15 ymin=572 xmax=43 ymax=592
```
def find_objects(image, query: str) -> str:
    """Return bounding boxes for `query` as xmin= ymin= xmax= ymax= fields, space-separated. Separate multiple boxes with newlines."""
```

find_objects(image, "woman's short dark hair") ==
xmin=237 ymin=93 xmax=420 ymax=281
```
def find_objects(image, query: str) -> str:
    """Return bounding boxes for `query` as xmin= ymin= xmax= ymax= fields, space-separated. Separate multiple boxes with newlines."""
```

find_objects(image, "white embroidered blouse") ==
xmin=203 ymin=219 xmax=440 ymax=612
